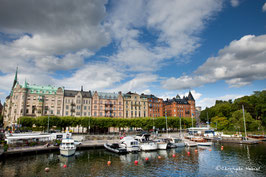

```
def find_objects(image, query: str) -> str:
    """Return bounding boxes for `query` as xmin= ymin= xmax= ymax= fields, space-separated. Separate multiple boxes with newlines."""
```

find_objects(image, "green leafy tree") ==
xmin=229 ymin=110 xmax=257 ymax=132
xmin=210 ymin=116 xmax=229 ymax=130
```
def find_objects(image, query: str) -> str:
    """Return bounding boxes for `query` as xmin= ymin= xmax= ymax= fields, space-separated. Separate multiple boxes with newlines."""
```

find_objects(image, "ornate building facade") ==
xmin=63 ymin=88 xmax=92 ymax=117
xmin=142 ymin=94 xmax=163 ymax=117
xmin=2 ymin=69 xmax=64 ymax=127
xmin=2 ymin=69 xmax=197 ymax=127
xmin=164 ymin=92 xmax=196 ymax=118
xmin=92 ymin=91 xmax=124 ymax=118
xmin=123 ymin=92 xmax=148 ymax=118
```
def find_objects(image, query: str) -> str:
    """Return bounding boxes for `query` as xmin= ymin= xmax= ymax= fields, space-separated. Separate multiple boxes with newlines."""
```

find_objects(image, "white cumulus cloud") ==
xmin=263 ymin=2 xmax=266 ymax=12
xmin=230 ymin=0 xmax=240 ymax=7
xmin=162 ymin=34 xmax=266 ymax=90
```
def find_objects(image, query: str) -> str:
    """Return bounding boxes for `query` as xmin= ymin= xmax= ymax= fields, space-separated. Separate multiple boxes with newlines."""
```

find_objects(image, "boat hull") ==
xmin=197 ymin=142 xmax=212 ymax=146
xmin=60 ymin=148 xmax=76 ymax=157
xmin=157 ymin=143 xmax=168 ymax=150
xmin=174 ymin=142 xmax=186 ymax=147
xmin=140 ymin=142 xmax=157 ymax=151
xmin=104 ymin=143 xmax=128 ymax=154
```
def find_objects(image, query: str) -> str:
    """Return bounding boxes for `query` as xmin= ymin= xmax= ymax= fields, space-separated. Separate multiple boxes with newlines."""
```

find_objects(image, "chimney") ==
xmin=81 ymin=86 xmax=83 ymax=92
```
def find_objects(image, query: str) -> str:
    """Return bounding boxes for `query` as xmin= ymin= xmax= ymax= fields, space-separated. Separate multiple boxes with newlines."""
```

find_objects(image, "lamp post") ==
xmin=88 ymin=117 xmax=91 ymax=134
xmin=179 ymin=114 xmax=182 ymax=137
xmin=47 ymin=115 xmax=50 ymax=133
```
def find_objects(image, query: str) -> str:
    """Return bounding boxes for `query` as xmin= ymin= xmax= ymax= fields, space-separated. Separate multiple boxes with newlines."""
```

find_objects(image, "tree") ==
xmin=229 ymin=110 xmax=258 ymax=132
xmin=210 ymin=116 xmax=229 ymax=131
xmin=18 ymin=117 xmax=35 ymax=128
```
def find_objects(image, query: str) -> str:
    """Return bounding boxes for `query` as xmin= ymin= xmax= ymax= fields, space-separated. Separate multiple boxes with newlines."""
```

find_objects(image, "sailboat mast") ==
xmin=165 ymin=109 xmax=168 ymax=137
xmin=179 ymin=115 xmax=182 ymax=137
xmin=242 ymin=105 xmax=247 ymax=139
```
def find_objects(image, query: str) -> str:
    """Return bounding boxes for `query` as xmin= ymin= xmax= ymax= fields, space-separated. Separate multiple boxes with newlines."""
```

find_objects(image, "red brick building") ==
xmin=142 ymin=94 xmax=163 ymax=117
xmin=164 ymin=91 xmax=195 ymax=118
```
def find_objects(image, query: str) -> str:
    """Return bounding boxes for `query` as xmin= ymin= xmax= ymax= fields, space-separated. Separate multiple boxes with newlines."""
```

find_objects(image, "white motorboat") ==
xmin=60 ymin=138 xmax=76 ymax=157
xmin=169 ymin=138 xmax=186 ymax=147
xmin=120 ymin=136 xmax=140 ymax=152
xmin=196 ymin=142 xmax=212 ymax=146
xmin=139 ymin=141 xmax=158 ymax=151
xmin=135 ymin=133 xmax=157 ymax=151
xmin=60 ymin=133 xmax=76 ymax=157
xmin=191 ymin=137 xmax=212 ymax=146
xmin=154 ymin=139 xmax=168 ymax=150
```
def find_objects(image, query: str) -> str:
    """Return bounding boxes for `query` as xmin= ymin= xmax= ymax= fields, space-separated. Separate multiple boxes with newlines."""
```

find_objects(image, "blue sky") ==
xmin=0 ymin=0 xmax=266 ymax=109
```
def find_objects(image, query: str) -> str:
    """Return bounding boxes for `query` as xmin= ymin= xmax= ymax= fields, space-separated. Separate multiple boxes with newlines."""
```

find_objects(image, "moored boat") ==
xmin=60 ymin=138 xmax=76 ymax=157
xmin=169 ymin=138 xmax=185 ymax=147
xmin=191 ymin=137 xmax=212 ymax=146
xmin=104 ymin=143 xmax=128 ymax=154
xmin=154 ymin=139 xmax=168 ymax=150
xmin=135 ymin=133 xmax=158 ymax=151
xmin=120 ymin=136 xmax=140 ymax=152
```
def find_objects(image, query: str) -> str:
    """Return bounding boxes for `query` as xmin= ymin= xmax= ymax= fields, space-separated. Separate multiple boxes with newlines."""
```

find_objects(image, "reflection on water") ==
xmin=0 ymin=143 xmax=265 ymax=177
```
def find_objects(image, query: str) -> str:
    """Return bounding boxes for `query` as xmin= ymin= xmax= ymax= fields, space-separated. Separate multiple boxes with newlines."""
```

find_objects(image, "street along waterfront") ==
xmin=0 ymin=142 xmax=265 ymax=177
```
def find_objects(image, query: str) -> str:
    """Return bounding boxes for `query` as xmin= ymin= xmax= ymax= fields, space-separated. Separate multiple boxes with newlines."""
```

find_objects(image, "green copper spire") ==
xmin=24 ymin=78 xmax=28 ymax=88
xmin=12 ymin=67 xmax=18 ymax=89
xmin=10 ymin=67 xmax=18 ymax=96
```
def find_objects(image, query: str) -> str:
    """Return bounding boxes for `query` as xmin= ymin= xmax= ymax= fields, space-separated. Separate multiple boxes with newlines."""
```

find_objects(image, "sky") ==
xmin=0 ymin=0 xmax=265 ymax=109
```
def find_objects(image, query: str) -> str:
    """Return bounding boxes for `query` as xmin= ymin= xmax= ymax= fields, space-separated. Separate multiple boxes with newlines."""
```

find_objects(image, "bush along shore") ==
xmin=15 ymin=116 xmax=196 ymax=133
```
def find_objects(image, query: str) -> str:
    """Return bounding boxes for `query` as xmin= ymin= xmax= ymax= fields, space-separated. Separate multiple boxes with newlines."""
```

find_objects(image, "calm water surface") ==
xmin=0 ymin=142 xmax=265 ymax=177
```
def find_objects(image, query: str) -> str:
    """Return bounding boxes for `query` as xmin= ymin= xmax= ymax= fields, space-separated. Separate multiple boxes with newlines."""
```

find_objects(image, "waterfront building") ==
xmin=123 ymin=92 xmax=148 ymax=118
xmin=141 ymin=94 xmax=163 ymax=117
xmin=2 ymin=69 xmax=197 ymax=128
xmin=164 ymin=91 xmax=196 ymax=118
xmin=2 ymin=68 xmax=65 ymax=127
xmin=63 ymin=87 xmax=92 ymax=117
xmin=92 ymin=91 xmax=123 ymax=118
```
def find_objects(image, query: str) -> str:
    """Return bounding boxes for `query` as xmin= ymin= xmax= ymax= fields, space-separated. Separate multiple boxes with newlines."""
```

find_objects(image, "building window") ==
xmin=66 ymin=105 xmax=69 ymax=110
xmin=119 ymin=112 xmax=121 ymax=117
xmin=94 ymin=112 xmax=97 ymax=116
xmin=119 ymin=101 xmax=121 ymax=105
xmin=84 ymin=106 xmax=87 ymax=110
xmin=100 ymin=112 xmax=102 ymax=116
xmin=84 ymin=112 xmax=87 ymax=116
xmin=66 ymin=111 xmax=68 ymax=116
xmin=76 ymin=112 xmax=80 ymax=116
xmin=57 ymin=110 xmax=60 ymax=115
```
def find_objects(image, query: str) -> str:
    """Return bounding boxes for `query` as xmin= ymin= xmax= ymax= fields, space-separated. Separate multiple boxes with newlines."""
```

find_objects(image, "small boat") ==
xmin=60 ymin=138 xmax=76 ymax=157
xmin=120 ymin=136 xmax=140 ymax=152
xmin=169 ymin=138 xmax=185 ymax=147
xmin=139 ymin=141 xmax=158 ymax=151
xmin=154 ymin=139 xmax=168 ymax=150
xmin=135 ymin=133 xmax=158 ymax=151
xmin=104 ymin=143 xmax=128 ymax=154
xmin=191 ymin=137 xmax=212 ymax=146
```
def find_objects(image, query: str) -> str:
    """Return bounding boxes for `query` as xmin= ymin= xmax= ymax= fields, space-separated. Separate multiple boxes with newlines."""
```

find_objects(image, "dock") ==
xmin=2 ymin=140 xmax=115 ymax=158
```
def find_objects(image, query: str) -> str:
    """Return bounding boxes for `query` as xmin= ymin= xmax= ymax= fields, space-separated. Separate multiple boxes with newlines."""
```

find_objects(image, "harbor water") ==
xmin=0 ymin=142 xmax=265 ymax=177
